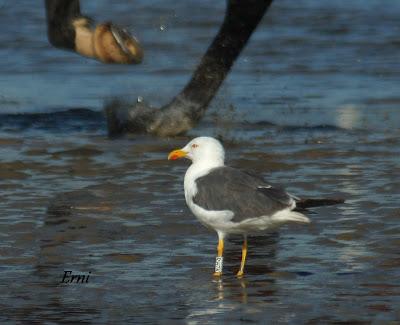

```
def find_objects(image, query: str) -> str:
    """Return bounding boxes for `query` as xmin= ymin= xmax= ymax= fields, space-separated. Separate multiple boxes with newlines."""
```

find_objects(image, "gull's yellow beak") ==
xmin=168 ymin=149 xmax=187 ymax=160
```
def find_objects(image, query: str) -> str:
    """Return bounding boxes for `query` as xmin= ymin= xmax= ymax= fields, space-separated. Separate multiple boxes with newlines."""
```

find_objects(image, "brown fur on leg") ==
xmin=73 ymin=17 xmax=96 ymax=58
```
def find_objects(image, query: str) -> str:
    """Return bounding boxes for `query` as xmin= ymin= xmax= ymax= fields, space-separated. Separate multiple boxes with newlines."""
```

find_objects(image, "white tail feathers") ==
xmin=271 ymin=210 xmax=311 ymax=224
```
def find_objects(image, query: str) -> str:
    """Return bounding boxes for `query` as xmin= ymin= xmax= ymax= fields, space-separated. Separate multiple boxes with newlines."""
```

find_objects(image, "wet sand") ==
xmin=1 ymin=0 xmax=400 ymax=323
xmin=0 ymin=123 xmax=399 ymax=323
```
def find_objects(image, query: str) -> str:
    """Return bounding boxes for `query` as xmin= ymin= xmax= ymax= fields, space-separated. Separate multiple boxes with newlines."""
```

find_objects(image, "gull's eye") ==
xmin=191 ymin=144 xmax=199 ymax=149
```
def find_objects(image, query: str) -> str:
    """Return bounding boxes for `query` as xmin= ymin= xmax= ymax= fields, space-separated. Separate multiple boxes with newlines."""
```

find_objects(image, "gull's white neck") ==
xmin=184 ymin=159 xmax=224 ymax=204
xmin=186 ymin=158 xmax=224 ymax=179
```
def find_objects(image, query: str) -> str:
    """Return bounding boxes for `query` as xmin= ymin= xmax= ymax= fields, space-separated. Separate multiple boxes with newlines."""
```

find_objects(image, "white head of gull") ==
xmin=168 ymin=136 xmax=310 ymax=277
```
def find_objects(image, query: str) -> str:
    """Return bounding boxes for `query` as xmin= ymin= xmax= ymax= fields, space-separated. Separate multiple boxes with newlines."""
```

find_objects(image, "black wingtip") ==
xmin=295 ymin=198 xmax=345 ymax=210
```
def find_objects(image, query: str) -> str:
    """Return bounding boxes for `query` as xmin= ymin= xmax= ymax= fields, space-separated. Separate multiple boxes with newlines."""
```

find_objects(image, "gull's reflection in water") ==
xmin=212 ymin=276 xmax=252 ymax=304
xmin=213 ymin=234 xmax=278 ymax=301
xmin=187 ymin=234 xmax=278 ymax=323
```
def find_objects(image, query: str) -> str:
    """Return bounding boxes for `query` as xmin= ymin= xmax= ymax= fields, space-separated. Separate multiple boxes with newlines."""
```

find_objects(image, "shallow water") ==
xmin=1 ymin=0 xmax=400 ymax=324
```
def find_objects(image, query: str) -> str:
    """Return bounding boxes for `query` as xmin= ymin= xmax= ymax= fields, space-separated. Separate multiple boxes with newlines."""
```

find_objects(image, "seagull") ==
xmin=168 ymin=136 xmax=343 ymax=277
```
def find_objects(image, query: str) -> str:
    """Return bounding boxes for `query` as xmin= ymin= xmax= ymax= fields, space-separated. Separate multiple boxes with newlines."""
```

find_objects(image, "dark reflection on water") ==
xmin=1 ymin=0 xmax=400 ymax=323
xmin=1 ymin=125 xmax=399 ymax=323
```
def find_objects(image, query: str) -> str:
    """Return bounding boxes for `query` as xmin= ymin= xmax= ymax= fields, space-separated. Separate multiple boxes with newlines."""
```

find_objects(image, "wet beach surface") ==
xmin=1 ymin=0 xmax=400 ymax=323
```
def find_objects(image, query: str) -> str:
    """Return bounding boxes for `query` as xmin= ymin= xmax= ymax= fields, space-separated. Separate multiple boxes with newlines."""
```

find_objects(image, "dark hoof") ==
xmin=105 ymin=96 xmax=199 ymax=138
xmin=105 ymin=100 xmax=156 ymax=137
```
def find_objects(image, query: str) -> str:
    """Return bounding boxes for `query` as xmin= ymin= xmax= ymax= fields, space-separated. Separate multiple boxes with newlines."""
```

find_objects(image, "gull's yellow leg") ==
xmin=213 ymin=238 xmax=224 ymax=276
xmin=236 ymin=237 xmax=248 ymax=277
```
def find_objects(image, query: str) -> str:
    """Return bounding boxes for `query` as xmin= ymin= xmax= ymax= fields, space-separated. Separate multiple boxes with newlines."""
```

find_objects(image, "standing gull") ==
xmin=168 ymin=136 xmax=342 ymax=277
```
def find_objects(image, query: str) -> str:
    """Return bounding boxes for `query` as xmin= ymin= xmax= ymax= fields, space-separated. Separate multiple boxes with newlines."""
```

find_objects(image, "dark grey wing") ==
xmin=192 ymin=166 xmax=294 ymax=222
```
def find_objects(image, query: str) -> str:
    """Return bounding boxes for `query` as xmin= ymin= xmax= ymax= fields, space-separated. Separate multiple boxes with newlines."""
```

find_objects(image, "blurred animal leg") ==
xmin=44 ymin=0 xmax=143 ymax=64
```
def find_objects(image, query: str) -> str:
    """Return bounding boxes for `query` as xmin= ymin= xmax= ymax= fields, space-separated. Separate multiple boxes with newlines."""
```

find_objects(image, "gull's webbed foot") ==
xmin=236 ymin=237 xmax=248 ymax=277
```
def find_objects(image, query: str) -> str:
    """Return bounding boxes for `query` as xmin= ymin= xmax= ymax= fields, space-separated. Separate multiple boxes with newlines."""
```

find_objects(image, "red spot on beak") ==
xmin=168 ymin=149 xmax=187 ymax=160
